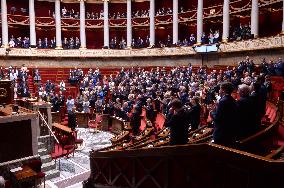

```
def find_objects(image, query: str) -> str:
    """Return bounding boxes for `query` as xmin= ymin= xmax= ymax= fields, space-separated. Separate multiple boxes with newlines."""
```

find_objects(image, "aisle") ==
xmin=46 ymin=128 xmax=114 ymax=188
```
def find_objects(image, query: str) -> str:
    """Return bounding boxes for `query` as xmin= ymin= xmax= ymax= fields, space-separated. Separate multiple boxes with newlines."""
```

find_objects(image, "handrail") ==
xmin=38 ymin=110 xmax=60 ymax=144
xmin=265 ymin=145 xmax=284 ymax=159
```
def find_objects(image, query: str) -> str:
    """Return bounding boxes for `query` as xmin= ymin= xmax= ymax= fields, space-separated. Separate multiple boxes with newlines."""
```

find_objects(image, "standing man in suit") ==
xmin=236 ymin=84 xmax=256 ymax=139
xmin=250 ymin=81 xmax=263 ymax=131
xmin=211 ymin=82 xmax=238 ymax=146
xmin=188 ymin=96 xmax=201 ymax=130
xmin=165 ymin=99 xmax=191 ymax=145
xmin=68 ymin=107 xmax=77 ymax=131
xmin=130 ymin=105 xmax=142 ymax=135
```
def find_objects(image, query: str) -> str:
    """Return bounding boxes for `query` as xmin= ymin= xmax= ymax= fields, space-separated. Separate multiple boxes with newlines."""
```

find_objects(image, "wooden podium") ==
xmin=110 ymin=116 xmax=125 ymax=134
xmin=0 ymin=80 xmax=13 ymax=105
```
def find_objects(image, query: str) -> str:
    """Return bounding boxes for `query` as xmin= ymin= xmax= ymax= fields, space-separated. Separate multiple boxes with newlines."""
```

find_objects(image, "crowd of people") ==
xmin=0 ymin=23 xmax=264 ymax=50
xmin=230 ymin=24 xmax=253 ymax=41
xmin=1 ymin=56 xmax=283 ymax=147
xmin=32 ymin=57 xmax=282 ymax=146
xmin=37 ymin=37 xmax=56 ymax=49
xmin=109 ymin=36 xmax=151 ymax=49
xmin=4 ymin=36 xmax=81 ymax=49
xmin=47 ymin=6 xmax=189 ymax=20
xmin=7 ymin=36 xmax=31 ymax=48
xmin=0 ymin=64 xmax=30 ymax=98
xmin=9 ymin=6 xmax=28 ymax=15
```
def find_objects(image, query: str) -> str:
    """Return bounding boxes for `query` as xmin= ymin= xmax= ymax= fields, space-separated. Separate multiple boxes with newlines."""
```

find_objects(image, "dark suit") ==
xmin=68 ymin=111 xmax=77 ymax=130
xmin=145 ymin=103 xmax=156 ymax=123
xmin=236 ymin=97 xmax=257 ymax=139
xmin=130 ymin=111 xmax=141 ymax=135
xmin=211 ymin=94 xmax=238 ymax=146
xmin=165 ymin=108 xmax=191 ymax=145
xmin=250 ymin=91 xmax=263 ymax=130
xmin=189 ymin=104 xmax=201 ymax=130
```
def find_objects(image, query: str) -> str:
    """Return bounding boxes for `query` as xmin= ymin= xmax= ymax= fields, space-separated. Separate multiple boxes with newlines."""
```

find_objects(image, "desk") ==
xmin=0 ymin=105 xmax=38 ymax=163
xmin=110 ymin=116 xmax=125 ymax=134
xmin=75 ymin=112 xmax=89 ymax=128
xmin=53 ymin=123 xmax=72 ymax=134
xmin=51 ymin=112 xmax=61 ymax=123
xmin=13 ymin=165 xmax=37 ymax=184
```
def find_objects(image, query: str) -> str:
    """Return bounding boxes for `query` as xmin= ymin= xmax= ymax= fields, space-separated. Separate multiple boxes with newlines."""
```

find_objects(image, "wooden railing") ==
xmin=84 ymin=143 xmax=284 ymax=188
xmin=237 ymin=101 xmax=280 ymax=156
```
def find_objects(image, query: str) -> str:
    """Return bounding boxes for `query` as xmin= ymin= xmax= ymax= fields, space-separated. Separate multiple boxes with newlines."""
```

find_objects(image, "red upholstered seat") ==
xmin=265 ymin=107 xmax=272 ymax=116
xmin=75 ymin=138 xmax=83 ymax=146
xmin=63 ymin=145 xmax=74 ymax=150
xmin=63 ymin=144 xmax=75 ymax=157
xmin=37 ymin=171 xmax=46 ymax=178
xmin=269 ymin=112 xmax=276 ymax=123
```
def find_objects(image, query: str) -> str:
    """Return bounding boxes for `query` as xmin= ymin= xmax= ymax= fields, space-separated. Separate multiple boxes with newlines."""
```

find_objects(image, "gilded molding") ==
xmin=1 ymin=36 xmax=284 ymax=58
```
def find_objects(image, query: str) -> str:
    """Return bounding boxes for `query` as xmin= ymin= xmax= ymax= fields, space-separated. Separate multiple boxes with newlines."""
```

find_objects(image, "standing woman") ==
xmin=82 ymin=96 xmax=90 ymax=113
xmin=66 ymin=95 xmax=75 ymax=113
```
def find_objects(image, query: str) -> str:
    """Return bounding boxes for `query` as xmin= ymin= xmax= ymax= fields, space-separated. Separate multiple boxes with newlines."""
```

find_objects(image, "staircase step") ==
xmin=45 ymin=169 xmax=60 ymax=180
xmin=42 ymin=161 xmax=56 ymax=172
xmin=38 ymin=148 xmax=49 ymax=156
xmin=38 ymin=142 xmax=45 ymax=150
xmin=38 ymin=135 xmax=53 ymax=142
xmin=40 ymin=154 xmax=53 ymax=163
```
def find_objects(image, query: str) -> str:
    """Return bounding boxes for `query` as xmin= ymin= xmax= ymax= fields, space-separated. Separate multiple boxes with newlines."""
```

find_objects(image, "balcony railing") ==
xmin=0 ymin=35 xmax=283 ymax=58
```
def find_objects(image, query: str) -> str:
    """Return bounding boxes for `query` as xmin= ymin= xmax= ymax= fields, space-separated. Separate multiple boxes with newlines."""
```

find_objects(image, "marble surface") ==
xmin=46 ymin=128 xmax=114 ymax=188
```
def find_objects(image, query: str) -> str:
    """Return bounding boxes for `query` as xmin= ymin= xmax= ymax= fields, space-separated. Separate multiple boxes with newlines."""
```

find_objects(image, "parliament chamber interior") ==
xmin=0 ymin=0 xmax=284 ymax=187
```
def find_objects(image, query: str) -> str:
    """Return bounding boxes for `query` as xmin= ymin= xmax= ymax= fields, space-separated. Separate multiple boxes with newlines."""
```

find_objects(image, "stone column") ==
xmin=172 ymin=0 xmax=178 ymax=44
xmin=149 ymin=0 xmax=155 ymax=47
xmin=196 ymin=0 xmax=203 ymax=44
xmin=103 ymin=0 xmax=109 ymax=48
xmin=55 ymin=0 xmax=62 ymax=49
xmin=251 ymin=0 xmax=259 ymax=38
xmin=126 ymin=0 xmax=132 ymax=48
xmin=222 ymin=0 xmax=230 ymax=42
xmin=282 ymin=0 xmax=284 ymax=34
xmin=1 ymin=0 xmax=9 ymax=48
xmin=29 ymin=0 xmax=37 ymax=48
xmin=79 ymin=0 xmax=87 ymax=49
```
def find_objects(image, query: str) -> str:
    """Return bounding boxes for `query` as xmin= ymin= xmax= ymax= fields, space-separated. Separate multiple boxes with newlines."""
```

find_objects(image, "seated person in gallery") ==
xmin=189 ymin=34 xmax=196 ymax=45
xmin=10 ymin=6 xmax=16 ymax=14
xmin=75 ymin=37 xmax=80 ymax=49
xmin=42 ymin=38 xmax=49 ymax=48
xmin=50 ymin=38 xmax=56 ymax=48
xmin=68 ymin=107 xmax=77 ymax=131
xmin=37 ymin=38 xmax=43 ymax=48
xmin=165 ymin=99 xmax=191 ymax=145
